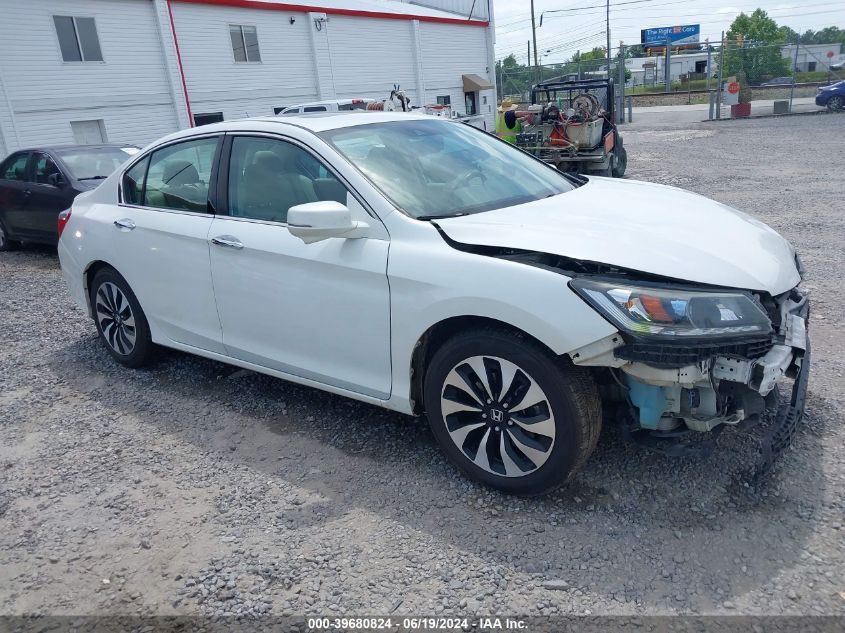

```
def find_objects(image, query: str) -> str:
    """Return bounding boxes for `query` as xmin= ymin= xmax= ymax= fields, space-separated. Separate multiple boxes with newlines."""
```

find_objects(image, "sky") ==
xmin=492 ymin=0 xmax=845 ymax=63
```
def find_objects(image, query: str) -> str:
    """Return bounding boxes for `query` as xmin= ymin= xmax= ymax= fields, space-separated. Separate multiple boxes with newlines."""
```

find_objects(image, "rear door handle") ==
xmin=211 ymin=235 xmax=243 ymax=250
xmin=114 ymin=218 xmax=136 ymax=230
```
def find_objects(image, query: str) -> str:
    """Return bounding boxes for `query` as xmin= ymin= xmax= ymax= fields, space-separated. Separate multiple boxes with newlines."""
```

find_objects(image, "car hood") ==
xmin=435 ymin=177 xmax=800 ymax=295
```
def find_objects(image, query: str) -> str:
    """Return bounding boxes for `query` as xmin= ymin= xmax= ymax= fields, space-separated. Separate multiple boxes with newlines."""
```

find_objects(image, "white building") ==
xmin=0 ymin=0 xmax=497 ymax=157
xmin=780 ymin=43 xmax=843 ymax=72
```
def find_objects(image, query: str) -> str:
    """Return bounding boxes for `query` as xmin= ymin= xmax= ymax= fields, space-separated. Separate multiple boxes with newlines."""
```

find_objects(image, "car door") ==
xmin=27 ymin=153 xmax=76 ymax=243
xmin=0 ymin=152 xmax=33 ymax=240
xmin=112 ymin=135 xmax=225 ymax=353
xmin=207 ymin=133 xmax=392 ymax=398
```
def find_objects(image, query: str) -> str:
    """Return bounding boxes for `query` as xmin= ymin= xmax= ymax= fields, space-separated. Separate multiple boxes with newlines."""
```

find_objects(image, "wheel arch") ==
xmin=83 ymin=260 xmax=125 ymax=314
xmin=409 ymin=315 xmax=560 ymax=415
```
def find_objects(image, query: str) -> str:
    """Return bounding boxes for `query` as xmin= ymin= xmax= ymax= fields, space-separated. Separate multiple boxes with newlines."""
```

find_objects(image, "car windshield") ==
xmin=56 ymin=147 xmax=134 ymax=180
xmin=321 ymin=119 xmax=576 ymax=219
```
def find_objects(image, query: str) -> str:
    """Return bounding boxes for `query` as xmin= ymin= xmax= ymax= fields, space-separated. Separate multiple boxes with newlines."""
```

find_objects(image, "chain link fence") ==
xmin=497 ymin=40 xmax=844 ymax=109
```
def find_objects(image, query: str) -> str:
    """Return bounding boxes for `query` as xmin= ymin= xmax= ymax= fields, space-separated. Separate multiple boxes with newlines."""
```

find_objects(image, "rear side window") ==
xmin=0 ymin=153 xmax=30 ymax=181
xmin=122 ymin=156 xmax=149 ymax=205
xmin=142 ymin=137 xmax=219 ymax=212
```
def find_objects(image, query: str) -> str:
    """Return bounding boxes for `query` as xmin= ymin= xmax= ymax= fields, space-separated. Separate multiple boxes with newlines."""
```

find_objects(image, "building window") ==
xmin=194 ymin=112 xmax=224 ymax=127
xmin=229 ymin=25 xmax=261 ymax=62
xmin=808 ymin=61 xmax=816 ymax=72
xmin=464 ymin=91 xmax=477 ymax=116
xmin=70 ymin=120 xmax=107 ymax=144
xmin=436 ymin=95 xmax=451 ymax=106
xmin=53 ymin=16 xmax=103 ymax=62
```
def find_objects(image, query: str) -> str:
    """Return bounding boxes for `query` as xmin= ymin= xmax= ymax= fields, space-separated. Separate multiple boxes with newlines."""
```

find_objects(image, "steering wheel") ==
xmin=451 ymin=168 xmax=487 ymax=192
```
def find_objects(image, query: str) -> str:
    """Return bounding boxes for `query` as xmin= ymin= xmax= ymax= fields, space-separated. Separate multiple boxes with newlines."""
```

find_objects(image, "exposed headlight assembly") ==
xmin=570 ymin=278 xmax=772 ymax=339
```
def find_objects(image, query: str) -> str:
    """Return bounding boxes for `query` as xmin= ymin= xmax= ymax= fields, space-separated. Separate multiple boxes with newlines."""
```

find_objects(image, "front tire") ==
xmin=612 ymin=144 xmax=627 ymax=178
xmin=423 ymin=328 xmax=602 ymax=495
xmin=89 ymin=268 xmax=155 ymax=368
xmin=827 ymin=95 xmax=844 ymax=112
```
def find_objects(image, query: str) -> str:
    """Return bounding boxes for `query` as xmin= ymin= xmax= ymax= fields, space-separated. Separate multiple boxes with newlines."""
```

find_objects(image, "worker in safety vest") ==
xmin=496 ymin=98 xmax=522 ymax=143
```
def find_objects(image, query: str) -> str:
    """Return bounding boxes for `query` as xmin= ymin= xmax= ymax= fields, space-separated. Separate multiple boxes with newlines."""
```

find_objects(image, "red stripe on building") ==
xmin=174 ymin=0 xmax=489 ymax=27
xmin=166 ymin=0 xmax=195 ymax=127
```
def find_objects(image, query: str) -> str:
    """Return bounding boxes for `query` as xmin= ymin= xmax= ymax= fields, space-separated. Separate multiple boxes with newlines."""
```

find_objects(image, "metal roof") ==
xmin=174 ymin=0 xmax=488 ymax=26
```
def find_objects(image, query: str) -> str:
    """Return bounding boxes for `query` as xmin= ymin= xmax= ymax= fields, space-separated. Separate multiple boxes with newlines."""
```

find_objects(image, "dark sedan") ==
xmin=815 ymin=80 xmax=845 ymax=111
xmin=0 ymin=145 xmax=137 ymax=250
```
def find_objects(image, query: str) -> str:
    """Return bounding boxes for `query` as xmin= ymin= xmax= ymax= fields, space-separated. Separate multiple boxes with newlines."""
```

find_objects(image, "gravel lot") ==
xmin=1 ymin=113 xmax=844 ymax=621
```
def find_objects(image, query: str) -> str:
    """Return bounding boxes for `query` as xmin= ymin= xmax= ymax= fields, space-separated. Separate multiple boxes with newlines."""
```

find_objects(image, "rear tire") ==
xmin=89 ymin=267 xmax=155 ymax=368
xmin=0 ymin=220 xmax=19 ymax=252
xmin=423 ymin=327 xmax=602 ymax=495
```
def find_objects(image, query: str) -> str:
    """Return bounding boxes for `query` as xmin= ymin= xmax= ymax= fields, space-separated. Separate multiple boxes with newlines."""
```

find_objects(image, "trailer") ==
xmin=515 ymin=78 xmax=626 ymax=177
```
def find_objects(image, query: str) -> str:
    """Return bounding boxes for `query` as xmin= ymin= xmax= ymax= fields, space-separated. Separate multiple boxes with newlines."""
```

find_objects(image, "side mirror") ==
xmin=48 ymin=172 xmax=65 ymax=187
xmin=287 ymin=201 xmax=369 ymax=244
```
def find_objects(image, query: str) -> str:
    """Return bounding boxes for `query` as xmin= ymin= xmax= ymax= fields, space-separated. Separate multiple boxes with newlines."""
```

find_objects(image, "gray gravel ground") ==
xmin=1 ymin=113 xmax=844 ymax=621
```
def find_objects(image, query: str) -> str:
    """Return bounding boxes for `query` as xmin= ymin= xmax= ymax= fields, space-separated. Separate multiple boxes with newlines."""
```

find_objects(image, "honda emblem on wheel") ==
xmin=490 ymin=409 xmax=504 ymax=423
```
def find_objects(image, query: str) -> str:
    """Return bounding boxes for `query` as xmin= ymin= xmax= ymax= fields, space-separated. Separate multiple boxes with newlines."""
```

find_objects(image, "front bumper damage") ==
xmin=571 ymin=288 xmax=810 ymax=467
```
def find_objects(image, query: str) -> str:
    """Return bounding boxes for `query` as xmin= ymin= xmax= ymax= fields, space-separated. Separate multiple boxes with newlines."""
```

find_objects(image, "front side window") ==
xmin=0 ymin=153 xmax=31 ymax=181
xmin=143 ymin=137 xmax=219 ymax=212
xmin=54 ymin=16 xmax=103 ymax=62
xmin=322 ymin=119 xmax=576 ymax=219
xmin=228 ymin=136 xmax=349 ymax=223
xmin=33 ymin=154 xmax=62 ymax=185
xmin=229 ymin=25 xmax=261 ymax=62
xmin=303 ymin=106 xmax=327 ymax=113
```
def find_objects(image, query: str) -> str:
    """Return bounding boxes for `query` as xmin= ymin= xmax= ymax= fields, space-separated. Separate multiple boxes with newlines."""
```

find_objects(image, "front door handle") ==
xmin=114 ymin=218 xmax=136 ymax=230
xmin=211 ymin=235 xmax=243 ymax=250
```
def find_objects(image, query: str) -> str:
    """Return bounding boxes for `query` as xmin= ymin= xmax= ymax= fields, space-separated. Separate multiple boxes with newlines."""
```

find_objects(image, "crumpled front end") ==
xmin=570 ymin=285 xmax=810 ymax=460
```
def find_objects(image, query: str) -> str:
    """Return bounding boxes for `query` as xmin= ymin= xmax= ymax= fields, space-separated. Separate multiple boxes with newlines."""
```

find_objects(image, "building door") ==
xmin=464 ymin=91 xmax=478 ymax=116
xmin=71 ymin=120 xmax=106 ymax=144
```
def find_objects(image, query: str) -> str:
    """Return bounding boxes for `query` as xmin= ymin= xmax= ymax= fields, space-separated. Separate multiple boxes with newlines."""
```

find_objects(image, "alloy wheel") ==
xmin=0 ymin=223 xmax=7 ymax=250
xmin=95 ymin=282 xmax=137 ymax=355
xmin=440 ymin=355 xmax=556 ymax=477
xmin=829 ymin=96 xmax=844 ymax=111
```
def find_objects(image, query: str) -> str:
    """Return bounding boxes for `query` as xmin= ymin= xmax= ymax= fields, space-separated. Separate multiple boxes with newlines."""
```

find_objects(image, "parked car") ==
xmin=760 ymin=76 xmax=795 ymax=86
xmin=57 ymin=113 xmax=809 ymax=495
xmin=279 ymin=99 xmax=373 ymax=114
xmin=0 ymin=145 xmax=137 ymax=250
xmin=829 ymin=54 xmax=845 ymax=71
xmin=815 ymin=80 xmax=845 ymax=111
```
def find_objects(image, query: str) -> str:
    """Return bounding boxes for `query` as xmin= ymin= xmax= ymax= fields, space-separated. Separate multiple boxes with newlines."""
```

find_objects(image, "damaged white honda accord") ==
xmin=58 ymin=112 xmax=809 ymax=495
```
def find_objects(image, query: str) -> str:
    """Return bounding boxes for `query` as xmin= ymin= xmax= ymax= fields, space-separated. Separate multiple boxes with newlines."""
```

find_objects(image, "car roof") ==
xmin=11 ymin=144 xmax=136 ymax=154
xmin=159 ymin=111 xmax=441 ymax=143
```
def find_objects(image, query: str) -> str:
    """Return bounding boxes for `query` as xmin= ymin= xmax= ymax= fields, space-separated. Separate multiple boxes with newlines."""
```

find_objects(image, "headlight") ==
xmin=570 ymin=278 xmax=772 ymax=339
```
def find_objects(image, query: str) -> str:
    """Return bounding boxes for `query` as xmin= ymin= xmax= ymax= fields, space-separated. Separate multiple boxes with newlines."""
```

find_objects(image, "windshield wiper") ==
xmin=416 ymin=213 xmax=468 ymax=221
xmin=78 ymin=175 xmax=108 ymax=181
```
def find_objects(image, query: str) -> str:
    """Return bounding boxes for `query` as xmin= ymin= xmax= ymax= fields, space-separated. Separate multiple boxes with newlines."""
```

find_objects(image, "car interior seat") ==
xmin=161 ymin=160 xmax=205 ymax=212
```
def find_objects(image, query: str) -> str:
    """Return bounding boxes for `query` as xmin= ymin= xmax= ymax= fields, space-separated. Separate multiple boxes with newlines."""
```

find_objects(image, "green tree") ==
xmin=724 ymin=9 xmax=790 ymax=84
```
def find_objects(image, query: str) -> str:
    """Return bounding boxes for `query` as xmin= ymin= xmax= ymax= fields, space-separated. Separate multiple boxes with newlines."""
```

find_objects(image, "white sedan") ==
xmin=58 ymin=112 xmax=809 ymax=495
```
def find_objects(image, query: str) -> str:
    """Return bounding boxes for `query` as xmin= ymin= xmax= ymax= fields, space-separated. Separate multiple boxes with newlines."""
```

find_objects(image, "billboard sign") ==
xmin=641 ymin=24 xmax=700 ymax=49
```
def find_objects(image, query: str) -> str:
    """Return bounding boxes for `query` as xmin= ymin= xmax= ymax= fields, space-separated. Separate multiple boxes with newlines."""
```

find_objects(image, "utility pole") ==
xmin=716 ymin=31 xmax=725 ymax=119
xmin=531 ymin=0 xmax=539 ymax=82
xmin=606 ymin=0 xmax=611 ymax=78
xmin=789 ymin=34 xmax=800 ymax=112
xmin=706 ymin=38 xmax=712 ymax=92
xmin=664 ymin=40 xmax=671 ymax=92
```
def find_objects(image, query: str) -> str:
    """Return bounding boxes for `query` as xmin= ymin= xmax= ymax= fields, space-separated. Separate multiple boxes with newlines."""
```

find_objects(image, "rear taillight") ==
xmin=57 ymin=208 xmax=72 ymax=238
